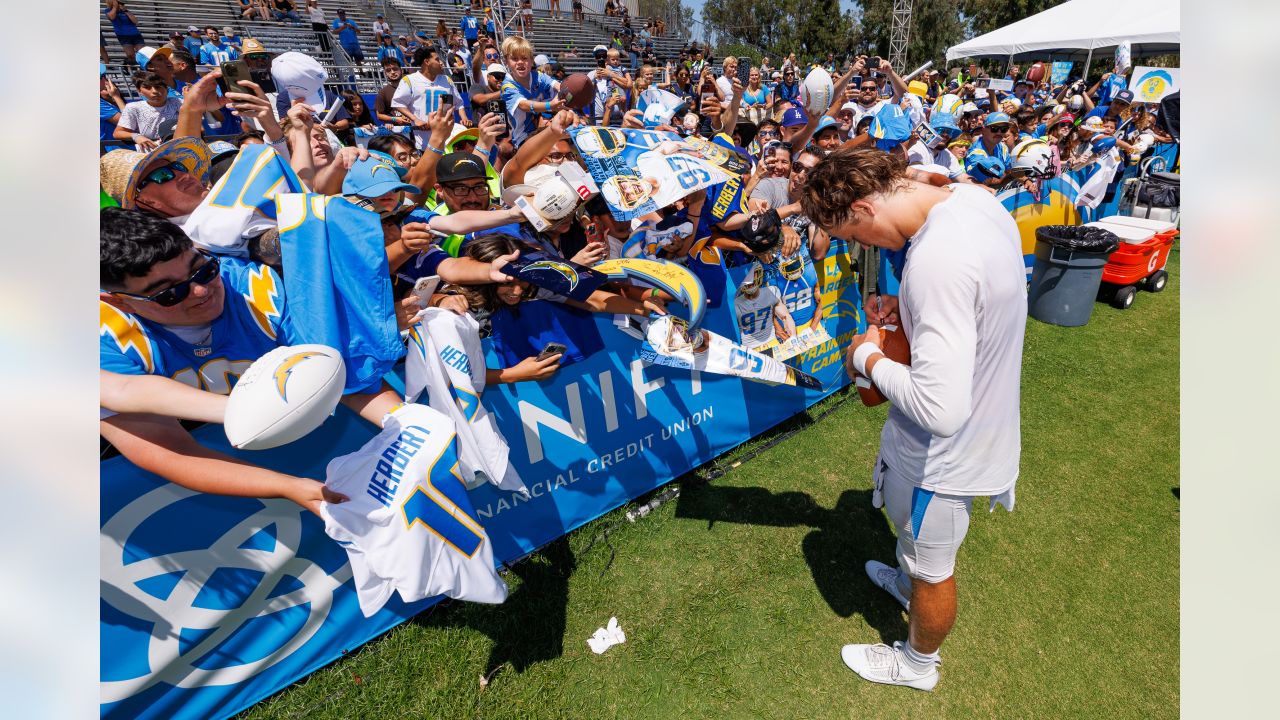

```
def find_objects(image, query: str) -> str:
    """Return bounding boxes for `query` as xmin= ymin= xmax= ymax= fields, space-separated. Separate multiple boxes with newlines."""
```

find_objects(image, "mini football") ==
xmin=558 ymin=73 xmax=593 ymax=111
xmin=800 ymin=67 xmax=835 ymax=116
xmin=225 ymin=344 xmax=346 ymax=450
xmin=851 ymin=324 xmax=910 ymax=407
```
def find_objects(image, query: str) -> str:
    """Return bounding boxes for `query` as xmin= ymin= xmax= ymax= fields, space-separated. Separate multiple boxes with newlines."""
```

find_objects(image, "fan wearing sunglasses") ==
xmin=963 ymin=111 xmax=1014 ymax=186
xmin=99 ymin=208 xmax=406 ymax=516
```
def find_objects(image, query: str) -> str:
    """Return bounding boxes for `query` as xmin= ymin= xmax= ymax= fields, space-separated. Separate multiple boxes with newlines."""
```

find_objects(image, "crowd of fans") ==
xmin=99 ymin=0 xmax=1173 ymax=511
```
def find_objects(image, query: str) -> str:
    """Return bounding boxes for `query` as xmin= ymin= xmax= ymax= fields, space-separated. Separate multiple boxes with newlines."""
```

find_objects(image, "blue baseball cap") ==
xmin=983 ymin=111 xmax=1012 ymax=127
xmin=342 ymin=151 xmax=421 ymax=198
xmin=100 ymin=62 xmax=107 ymax=76
xmin=781 ymin=107 xmax=808 ymax=128
xmin=813 ymin=116 xmax=840 ymax=135
xmin=870 ymin=104 xmax=911 ymax=151
xmin=929 ymin=111 xmax=960 ymax=136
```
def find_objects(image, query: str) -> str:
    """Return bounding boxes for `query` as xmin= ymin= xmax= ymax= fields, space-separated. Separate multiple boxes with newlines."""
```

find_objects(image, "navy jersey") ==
xmin=489 ymin=299 xmax=603 ymax=367
xmin=100 ymin=257 xmax=289 ymax=394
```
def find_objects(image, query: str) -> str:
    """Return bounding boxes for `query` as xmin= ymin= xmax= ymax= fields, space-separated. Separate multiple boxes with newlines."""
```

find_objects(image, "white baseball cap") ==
xmin=272 ymin=51 xmax=328 ymax=108
xmin=534 ymin=54 xmax=550 ymax=67
xmin=486 ymin=63 xmax=506 ymax=78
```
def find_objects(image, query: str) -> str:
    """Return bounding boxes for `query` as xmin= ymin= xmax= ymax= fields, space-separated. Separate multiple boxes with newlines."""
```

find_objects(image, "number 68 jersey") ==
xmin=99 ymin=257 xmax=290 ymax=400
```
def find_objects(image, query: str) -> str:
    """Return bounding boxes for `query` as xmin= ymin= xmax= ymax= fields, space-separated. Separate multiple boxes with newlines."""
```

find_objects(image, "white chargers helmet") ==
xmin=1010 ymin=138 xmax=1055 ymax=180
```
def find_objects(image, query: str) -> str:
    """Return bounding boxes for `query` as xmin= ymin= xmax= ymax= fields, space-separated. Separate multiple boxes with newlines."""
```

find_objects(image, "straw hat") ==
xmin=99 ymin=137 xmax=212 ymax=210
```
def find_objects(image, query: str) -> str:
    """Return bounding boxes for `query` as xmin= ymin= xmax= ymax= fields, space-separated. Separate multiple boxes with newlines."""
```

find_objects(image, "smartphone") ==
xmin=218 ymin=60 xmax=251 ymax=94
xmin=851 ymin=75 xmax=863 ymax=89
xmin=439 ymin=94 xmax=454 ymax=107
xmin=866 ymin=56 xmax=881 ymax=70
xmin=535 ymin=342 xmax=567 ymax=362
xmin=249 ymin=67 xmax=276 ymax=94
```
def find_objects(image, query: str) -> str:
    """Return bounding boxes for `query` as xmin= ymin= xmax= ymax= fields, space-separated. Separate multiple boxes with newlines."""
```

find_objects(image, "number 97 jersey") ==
xmin=734 ymin=285 xmax=784 ymax=353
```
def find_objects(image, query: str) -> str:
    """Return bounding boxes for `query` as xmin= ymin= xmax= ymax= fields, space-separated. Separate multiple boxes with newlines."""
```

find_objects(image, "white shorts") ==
xmin=877 ymin=457 xmax=972 ymax=583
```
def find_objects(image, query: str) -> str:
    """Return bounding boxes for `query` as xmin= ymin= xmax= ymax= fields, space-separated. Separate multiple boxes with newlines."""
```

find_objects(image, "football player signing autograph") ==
xmin=800 ymin=146 xmax=1027 ymax=691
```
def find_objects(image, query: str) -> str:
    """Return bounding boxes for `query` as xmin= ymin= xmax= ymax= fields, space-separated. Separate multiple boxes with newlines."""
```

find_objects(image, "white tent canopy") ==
xmin=946 ymin=0 xmax=1180 ymax=61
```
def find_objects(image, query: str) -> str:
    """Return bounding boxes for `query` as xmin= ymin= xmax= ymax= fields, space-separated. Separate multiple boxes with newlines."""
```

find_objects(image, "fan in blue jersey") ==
xmin=497 ymin=37 xmax=563 ymax=147
xmin=99 ymin=208 xmax=405 ymax=516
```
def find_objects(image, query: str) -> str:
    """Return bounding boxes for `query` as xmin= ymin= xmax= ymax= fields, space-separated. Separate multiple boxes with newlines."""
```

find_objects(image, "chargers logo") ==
xmin=273 ymin=351 xmax=322 ymax=402
xmin=524 ymin=260 xmax=580 ymax=291
xmin=595 ymin=257 xmax=707 ymax=330
xmin=101 ymin=303 xmax=156 ymax=373
xmin=245 ymin=266 xmax=282 ymax=340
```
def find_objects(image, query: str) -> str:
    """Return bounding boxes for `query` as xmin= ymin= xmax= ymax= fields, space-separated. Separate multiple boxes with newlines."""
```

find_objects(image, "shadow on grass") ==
xmin=674 ymin=483 xmax=908 ymax=642
xmin=410 ymin=538 xmax=576 ymax=675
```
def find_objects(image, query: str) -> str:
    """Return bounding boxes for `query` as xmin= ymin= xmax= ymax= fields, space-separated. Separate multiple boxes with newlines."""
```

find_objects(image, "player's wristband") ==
xmin=852 ymin=342 xmax=883 ymax=377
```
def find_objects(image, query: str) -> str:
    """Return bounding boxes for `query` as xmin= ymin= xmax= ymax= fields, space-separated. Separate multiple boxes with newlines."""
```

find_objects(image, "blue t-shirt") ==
xmin=489 ymin=300 xmax=604 ymax=367
xmin=377 ymin=46 xmax=406 ymax=66
xmin=100 ymin=99 xmax=120 ymax=141
xmin=183 ymin=36 xmax=204 ymax=57
xmin=104 ymin=7 xmax=140 ymax=36
xmin=500 ymin=71 xmax=557 ymax=147
xmin=99 ymin=258 xmax=290 ymax=393
xmin=964 ymin=137 xmax=1011 ymax=177
xmin=332 ymin=18 xmax=361 ymax=49
xmin=774 ymin=81 xmax=800 ymax=104
xmin=199 ymin=41 xmax=238 ymax=65
xmin=461 ymin=16 xmax=480 ymax=40
xmin=1098 ymin=74 xmax=1127 ymax=105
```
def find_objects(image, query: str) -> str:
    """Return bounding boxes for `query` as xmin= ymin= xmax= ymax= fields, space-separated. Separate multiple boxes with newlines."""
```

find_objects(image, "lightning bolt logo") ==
xmin=244 ymin=267 xmax=282 ymax=340
xmin=407 ymin=324 xmax=427 ymax=359
xmin=524 ymin=260 xmax=580 ymax=291
xmin=100 ymin=303 xmax=155 ymax=373
xmin=370 ymin=161 xmax=397 ymax=179
xmin=273 ymin=351 xmax=322 ymax=402
xmin=595 ymin=258 xmax=707 ymax=331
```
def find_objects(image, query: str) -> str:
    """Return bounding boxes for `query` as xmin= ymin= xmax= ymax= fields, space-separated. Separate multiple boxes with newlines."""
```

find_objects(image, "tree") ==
xmin=638 ymin=0 xmax=696 ymax=39
xmin=700 ymin=0 xmax=857 ymax=62
xmin=958 ymin=0 xmax=1070 ymax=36
xmin=857 ymin=0 xmax=966 ymax=70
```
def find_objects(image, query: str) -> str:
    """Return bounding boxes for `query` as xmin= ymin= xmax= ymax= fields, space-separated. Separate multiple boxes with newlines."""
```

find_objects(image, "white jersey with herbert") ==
xmin=320 ymin=403 xmax=507 ymax=617
xmin=869 ymin=183 xmax=1027 ymax=496
xmin=404 ymin=308 xmax=527 ymax=495
xmin=734 ymin=286 xmax=784 ymax=351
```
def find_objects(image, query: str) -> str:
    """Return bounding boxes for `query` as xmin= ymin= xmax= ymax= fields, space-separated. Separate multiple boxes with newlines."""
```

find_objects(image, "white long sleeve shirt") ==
xmin=870 ymin=183 xmax=1027 ymax=496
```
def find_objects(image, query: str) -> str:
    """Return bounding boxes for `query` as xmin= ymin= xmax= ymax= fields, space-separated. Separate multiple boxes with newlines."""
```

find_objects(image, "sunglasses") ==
xmin=545 ymin=151 xmax=575 ymax=162
xmin=793 ymin=162 xmax=817 ymax=174
xmin=137 ymin=163 xmax=181 ymax=191
xmin=757 ymin=129 xmax=780 ymax=139
xmin=986 ymin=124 xmax=1011 ymax=132
xmin=113 ymin=251 xmax=221 ymax=307
xmin=443 ymin=183 xmax=489 ymax=197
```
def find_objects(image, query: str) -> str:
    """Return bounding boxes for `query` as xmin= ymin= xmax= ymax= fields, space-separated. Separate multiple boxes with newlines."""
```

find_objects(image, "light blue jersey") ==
xmin=100 ymin=258 xmax=289 ymax=394
xmin=764 ymin=241 xmax=819 ymax=326
xmin=499 ymin=71 xmax=557 ymax=147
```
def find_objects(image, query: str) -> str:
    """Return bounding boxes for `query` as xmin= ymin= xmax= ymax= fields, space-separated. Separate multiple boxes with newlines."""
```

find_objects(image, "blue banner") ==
xmin=101 ymin=247 xmax=866 ymax=719
xmin=1050 ymin=61 xmax=1073 ymax=86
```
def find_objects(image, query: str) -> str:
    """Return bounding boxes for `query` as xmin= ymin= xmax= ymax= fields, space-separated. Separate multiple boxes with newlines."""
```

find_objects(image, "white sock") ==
xmin=895 ymin=568 xmax=913 ymax=600
xmin=900 ymin=641 xmax=940 ymax=673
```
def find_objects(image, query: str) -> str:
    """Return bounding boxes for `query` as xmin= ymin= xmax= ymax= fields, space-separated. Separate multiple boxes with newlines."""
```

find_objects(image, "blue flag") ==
xmin=277 ymin=194 xmax=403 ymax=394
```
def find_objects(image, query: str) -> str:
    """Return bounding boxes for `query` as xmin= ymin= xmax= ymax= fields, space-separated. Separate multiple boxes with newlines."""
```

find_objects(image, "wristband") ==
xmin=852 ymin=342 xmax=883 ymax=377
xmin=425 ymin=144 xmax=445 ymax=155
xmin=647 ymin=288 xmax=659 ymax=299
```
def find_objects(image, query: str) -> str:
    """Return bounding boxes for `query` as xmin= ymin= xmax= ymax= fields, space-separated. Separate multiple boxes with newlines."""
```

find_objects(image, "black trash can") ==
xmin=1027 ymin=225 xmax=1120 ymax=327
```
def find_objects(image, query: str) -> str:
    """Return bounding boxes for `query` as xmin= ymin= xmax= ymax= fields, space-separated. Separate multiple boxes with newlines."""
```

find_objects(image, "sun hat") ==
xmin=99 ymin=137 xmax=212 ymax=210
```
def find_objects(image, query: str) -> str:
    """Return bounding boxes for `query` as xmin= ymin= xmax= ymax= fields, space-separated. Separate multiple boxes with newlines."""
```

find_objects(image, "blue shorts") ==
xmin=117 ymin=33 xmax=145 ymax=47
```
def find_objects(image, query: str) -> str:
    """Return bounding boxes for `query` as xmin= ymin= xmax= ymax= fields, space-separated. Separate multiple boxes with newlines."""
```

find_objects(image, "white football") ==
xmin=800 ymin=67 xmax=835 ymax=116
xmin=224 ymin=344 xmax=346 ymax=450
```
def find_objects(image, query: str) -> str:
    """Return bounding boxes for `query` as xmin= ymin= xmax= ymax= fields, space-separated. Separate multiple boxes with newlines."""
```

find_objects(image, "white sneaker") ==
xmin=840 ymin=641 xmax=939 ymax=691
xmin=865 ymin=560 xmax=910 ymax=612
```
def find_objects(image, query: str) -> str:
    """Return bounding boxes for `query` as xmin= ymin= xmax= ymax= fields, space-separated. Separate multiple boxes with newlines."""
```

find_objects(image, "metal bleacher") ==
xmin=100 ymin=0 xmax=689 ymax=96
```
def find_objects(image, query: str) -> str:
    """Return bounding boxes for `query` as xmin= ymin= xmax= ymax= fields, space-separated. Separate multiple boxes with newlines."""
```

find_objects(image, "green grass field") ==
xmin=242 ymin=251 xmax=1180 ymax=720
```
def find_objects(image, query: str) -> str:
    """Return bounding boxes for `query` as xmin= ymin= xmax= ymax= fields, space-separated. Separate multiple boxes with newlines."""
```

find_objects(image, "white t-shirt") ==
xmin=869 ymin=183 xmax=1027 ymax=496
xmin=118 ymin=98 xmax=184 ymax=142
xmin=849 ymin=99 xmax=887 ymax=128
xmin=321 ymin=403 xmax=508 ymax=617
xmin=308 ymin=5 xmax=324 ymax=23
xmin=391 ymin=71 xmax=464 ymax=149
xmin=906 ymin=141 xmax=966 ymax=179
